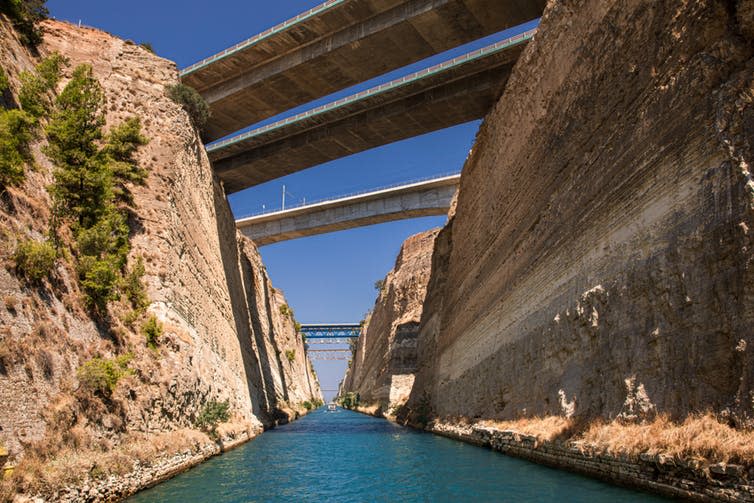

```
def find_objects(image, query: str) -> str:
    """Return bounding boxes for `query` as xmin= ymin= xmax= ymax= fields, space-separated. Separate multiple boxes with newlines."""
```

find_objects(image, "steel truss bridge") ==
xmin=301 ymin=323 xmax=360 ymax=339
xmin=301 ymin=324 xmax=360 ymax=360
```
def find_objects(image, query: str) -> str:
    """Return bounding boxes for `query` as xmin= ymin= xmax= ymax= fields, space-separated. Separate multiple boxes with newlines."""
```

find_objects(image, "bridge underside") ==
xmin=210 ymin=39 xmax=525 ymax=193
xmin=236 ymin=175 xmax=458 ymax=245
xmin=182 ymin=0 xmax=545 ymax=140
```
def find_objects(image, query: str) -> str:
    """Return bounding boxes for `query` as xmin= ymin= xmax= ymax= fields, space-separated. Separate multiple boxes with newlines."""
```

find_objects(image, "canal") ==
xmin=129 ymin=409 xmax=669 ymax=502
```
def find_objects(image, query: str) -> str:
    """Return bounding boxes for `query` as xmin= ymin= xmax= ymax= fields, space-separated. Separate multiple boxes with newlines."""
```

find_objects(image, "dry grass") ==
xmin=0 ymin=429 xmax=212 ymax=500
xmin=577 ymin=413 xmax=754 ymax=466
xmin=479 ymin=416 xmax=574 ymax=442
xmin=478 ymin=413 xmax=754 ymax=467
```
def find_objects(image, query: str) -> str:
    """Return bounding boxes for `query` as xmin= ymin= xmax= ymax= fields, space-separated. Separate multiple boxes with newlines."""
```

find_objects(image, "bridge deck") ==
xmin=181 ymin=0 xmax=545 ymax=141
xmin=236 ymin=174 xmax=459 ymax=245
xmin=210 ymin=33 xmax=530 ymax=193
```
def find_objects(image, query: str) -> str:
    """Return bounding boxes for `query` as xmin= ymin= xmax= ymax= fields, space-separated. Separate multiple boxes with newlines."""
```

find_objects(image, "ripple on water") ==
xmin=129 ymin=409 xmax=671 ymax=503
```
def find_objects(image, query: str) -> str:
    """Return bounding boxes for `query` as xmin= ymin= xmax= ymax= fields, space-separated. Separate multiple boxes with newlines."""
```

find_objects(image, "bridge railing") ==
xmin=234 ymin=171 xmax=461 ymax=220
xmin=181 ymin=0 xmax=347 ymax=76
xmin=207 ymin=28 xmax=537 ymax=153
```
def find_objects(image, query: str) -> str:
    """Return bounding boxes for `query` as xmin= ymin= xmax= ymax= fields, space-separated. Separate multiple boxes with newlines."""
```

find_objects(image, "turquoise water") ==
xmin=129 ymin=409 xmax=669 ymax=502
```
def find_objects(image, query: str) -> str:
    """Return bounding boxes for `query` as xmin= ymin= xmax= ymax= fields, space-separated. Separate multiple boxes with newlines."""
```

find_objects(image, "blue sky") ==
xmin=46 ymin=1 xmax=536 ymax=398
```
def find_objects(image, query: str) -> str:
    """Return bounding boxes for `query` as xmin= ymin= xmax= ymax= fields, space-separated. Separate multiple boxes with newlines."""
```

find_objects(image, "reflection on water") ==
xmin=129 ymin=409 xmax=669 ymax=503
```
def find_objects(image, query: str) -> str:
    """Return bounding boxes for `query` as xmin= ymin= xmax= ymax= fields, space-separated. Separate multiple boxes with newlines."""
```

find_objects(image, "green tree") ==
xmin=78 ymin=255 xmax=121 ymax=310
xmin=103 ymin=117 xmax=149 ymax=204
xmin=46 ymin=64 xmax=108 ymax=227
xmin=0 ymin=109 xmax=35 ymax=187
xmin=18 ymin=52 xmax=66 ymax=119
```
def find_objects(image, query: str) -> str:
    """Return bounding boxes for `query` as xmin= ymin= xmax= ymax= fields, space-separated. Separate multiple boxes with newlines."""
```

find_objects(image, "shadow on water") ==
xmin=129 ymin=409 xmax=672 ymax=503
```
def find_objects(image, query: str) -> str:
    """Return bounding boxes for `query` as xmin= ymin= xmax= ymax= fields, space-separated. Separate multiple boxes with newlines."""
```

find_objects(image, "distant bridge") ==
xmin=307 ymin=349 xmax=352 ymax=361
xmin=182 ymin=0 xmax=545 ymax=142
xmin=236 ymin=174 xmax=458 ymax=245
xmin=300 ymin=323 xmax=361 ymax=339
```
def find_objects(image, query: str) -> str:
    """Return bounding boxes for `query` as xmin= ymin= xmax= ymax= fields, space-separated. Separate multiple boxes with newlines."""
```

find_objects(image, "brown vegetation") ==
xmin=0 ymin=428 xmax=210 ymax=499
xmin=478 ymin=413 xmax=754 ymax=468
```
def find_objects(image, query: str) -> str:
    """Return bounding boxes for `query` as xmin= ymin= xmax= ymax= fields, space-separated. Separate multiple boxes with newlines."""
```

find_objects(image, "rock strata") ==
xmin=341 ymin=229 xmax=438 ymax=414
xmin=405 ymin=0 xmax=754 ymax=425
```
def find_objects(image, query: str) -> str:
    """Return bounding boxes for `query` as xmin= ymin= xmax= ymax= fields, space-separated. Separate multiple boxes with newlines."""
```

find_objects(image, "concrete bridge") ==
xmin=236 ymin=174 xmax=458 ymax=245
xmin=307 ymin=349 xmax=352 ymax=361
xmin=181 ymin=0 xmax=546 ymax=141
xmin=208 ymin=32 xmax=531 ymax=193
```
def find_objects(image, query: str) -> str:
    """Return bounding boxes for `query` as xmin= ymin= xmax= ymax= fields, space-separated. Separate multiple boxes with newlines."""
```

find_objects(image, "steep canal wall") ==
xmin=341 ymin=229 xmax=438 ymax=414
xmin=344 ymin=0 xmax=754 ymax=499
xmin=407 ymin=0 xmax=754 ymax=427
xmin=0 ymin=17 xmax=320 ymax=500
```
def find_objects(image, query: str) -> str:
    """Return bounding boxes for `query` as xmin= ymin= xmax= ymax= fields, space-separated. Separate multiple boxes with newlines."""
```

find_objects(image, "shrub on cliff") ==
xmin=0 ymin=109 xmax=35 ymax=187
xmin=13 ymin=238 xmax=56 ymax=283
xmin=0 ymin=68 xmax=9 ymax=95
xmin=77 ymin=353 xmax=133 ymax=395
xmin=0 ymin=0 xmax=49 ymax=48
xmin=166 ymin=83 xmax=209 ymax=132
xmin=141 ymin=315 xmax=162 ymax=349
xmin=285 ymin=349 xmax=296 ymax=363
xmin=122 ymin=255 xmax=148 ymax=311
xmin=340 ymin=392 xmax=360 ymax=410
xmin=196 ymin=400 xmax=230 ymax=433
xmin=18 ymin=52 xmax=66 ymax=119
xmin=139 ymin=42 xmax=155 ymax=54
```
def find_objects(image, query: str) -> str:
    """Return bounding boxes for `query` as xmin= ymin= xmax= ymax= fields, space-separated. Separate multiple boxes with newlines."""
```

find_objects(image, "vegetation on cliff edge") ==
xmin=0 ymin=0 xmax=49 ymax=48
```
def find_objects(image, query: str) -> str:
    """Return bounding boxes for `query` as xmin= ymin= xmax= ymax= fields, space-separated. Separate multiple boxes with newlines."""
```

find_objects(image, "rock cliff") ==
xmin=404 ymin=0 xmax=754 ymax=425
xmin=0 ymin=17 xmax=319 ymax=499
xmin=341 ymin=229 xmax=438 ymax=414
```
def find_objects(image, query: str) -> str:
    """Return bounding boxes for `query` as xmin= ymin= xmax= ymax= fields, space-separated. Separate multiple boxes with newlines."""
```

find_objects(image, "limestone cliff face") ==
xmin=405 ymin=0 xmax=754 ymax=425
xmin=342 ymin=229 xmax=438 ymax=413
xmin=0 ymin=17 xmax=319 ymax=496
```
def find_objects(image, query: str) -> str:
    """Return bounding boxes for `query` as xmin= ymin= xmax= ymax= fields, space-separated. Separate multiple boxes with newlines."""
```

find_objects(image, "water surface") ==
xmin=130 ymin=408 xmax=669 ymax=502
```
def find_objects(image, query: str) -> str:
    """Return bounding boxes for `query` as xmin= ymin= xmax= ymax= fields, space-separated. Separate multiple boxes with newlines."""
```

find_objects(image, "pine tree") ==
xmin=46 ymin=64 xmax=109 ymax=227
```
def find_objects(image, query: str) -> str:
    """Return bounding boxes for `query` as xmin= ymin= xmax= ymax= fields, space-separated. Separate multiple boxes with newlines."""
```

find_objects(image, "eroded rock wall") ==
xmin=406 ymin=0 xmax=754 ymax=424
xmin=0 ymin=17 xmax=319 ymax=494
xmin=342 ymin=229 xmax=438 ymax=412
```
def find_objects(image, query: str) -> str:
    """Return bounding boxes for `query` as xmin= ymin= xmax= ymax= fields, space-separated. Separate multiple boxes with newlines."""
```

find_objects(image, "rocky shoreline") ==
xmin=43 ymin=429 xmax=253 ymax=503
xmin=40 ymin=406 xmax=316 ymax=503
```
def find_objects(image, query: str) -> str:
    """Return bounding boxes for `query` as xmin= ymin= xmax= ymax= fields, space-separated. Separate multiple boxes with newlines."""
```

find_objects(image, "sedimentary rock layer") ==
xmin=406 ymin=0 xmax=754 ymax=423
xmin=342 ymin=229 xmax=438 ymax=412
